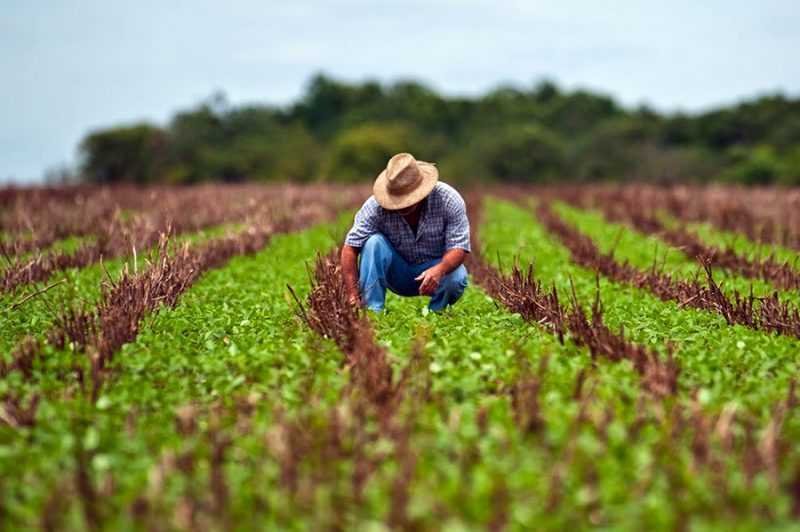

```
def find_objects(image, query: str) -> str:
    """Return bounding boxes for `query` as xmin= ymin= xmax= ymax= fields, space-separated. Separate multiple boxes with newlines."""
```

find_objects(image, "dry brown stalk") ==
xmin=20 ymin=192 xmax=352 ymax=406
xmin=535 ymin=200 xmax=800 ymax=340
xmin=1 ymin=184 xmax=366 ymax=293
xmin=554 ymin=185 xmax=800 ymax=291
xmin=467 ymin=195 xmax=679 ymax=398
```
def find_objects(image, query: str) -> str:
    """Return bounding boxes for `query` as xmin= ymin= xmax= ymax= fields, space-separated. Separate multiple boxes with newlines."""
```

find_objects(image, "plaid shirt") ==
xmin=344 ymin=182 xmax=471 ymax=264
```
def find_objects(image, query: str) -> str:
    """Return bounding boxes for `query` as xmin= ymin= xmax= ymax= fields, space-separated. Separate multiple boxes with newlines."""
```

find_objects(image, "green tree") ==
xmin=721 ymin=145 xmax=784 ymax=185
xmin=778 ymin=146 xmax=800 ymax=185
xmin=74 ymin=74 xmax=800 ymax=186
xmin=80 ymin=124 xmax=167 ymax=183
xmin=228 ymin=123 xmax=320 ymax=182
xmin=572 ymin=117 xmax=656 ymax=180
xmin=166 ymin=98 xmax=229 ymax=182
xmin=477 ymin=124 xmax=566 ymax=182
xmin=321 ymin=122 xmax=419 ymax=182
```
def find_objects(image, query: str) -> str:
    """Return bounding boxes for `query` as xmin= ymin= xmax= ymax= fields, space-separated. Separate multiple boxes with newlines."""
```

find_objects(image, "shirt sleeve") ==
xmin=444 ymin=190 xmax=471 ymax=253
xmin=344 ymin=197 xmax=380 ymax=248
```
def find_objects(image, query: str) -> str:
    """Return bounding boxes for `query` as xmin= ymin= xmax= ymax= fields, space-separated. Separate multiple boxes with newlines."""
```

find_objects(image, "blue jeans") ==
xmin=359 ymin=233 xmax=468 ymax=312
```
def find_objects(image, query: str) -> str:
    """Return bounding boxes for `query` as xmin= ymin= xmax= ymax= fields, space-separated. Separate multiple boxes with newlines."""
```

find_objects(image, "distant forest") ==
xmin=78 ymin=73 xmax=800 ymax=185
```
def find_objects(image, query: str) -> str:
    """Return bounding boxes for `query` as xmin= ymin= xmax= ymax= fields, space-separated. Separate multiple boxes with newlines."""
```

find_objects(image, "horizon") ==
xmin=3 ymin=0 xmax=799 ymax=184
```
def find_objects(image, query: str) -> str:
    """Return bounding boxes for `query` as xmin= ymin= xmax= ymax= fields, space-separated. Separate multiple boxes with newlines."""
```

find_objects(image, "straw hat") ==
xmin=373 ymin=153 xmax=439 ymax=210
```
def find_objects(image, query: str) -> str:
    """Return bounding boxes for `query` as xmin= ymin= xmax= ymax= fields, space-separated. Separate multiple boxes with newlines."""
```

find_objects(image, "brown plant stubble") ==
xmin=550 ymin=184 xmax=800 ymax=291
xmin=1 ymin=184 xmax=366 ymax=293
xmin=1 ymin=193 xmax=354 ymax=431
xmin=465 ymin=194 xmax=679 ymax=399
xmin=533 ymin=199 xmax=800 ymax=341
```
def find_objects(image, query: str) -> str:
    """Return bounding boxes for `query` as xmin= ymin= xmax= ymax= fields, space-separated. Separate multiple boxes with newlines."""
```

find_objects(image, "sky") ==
xmin=2 ymin=0 xmax=799 ymax=184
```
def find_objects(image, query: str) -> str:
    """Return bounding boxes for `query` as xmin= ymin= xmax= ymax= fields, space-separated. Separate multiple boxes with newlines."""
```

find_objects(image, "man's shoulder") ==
xmin=433 ymin=181 xmax=461 ymax=197
xmin=358 ymin=195 xmax=382 ymax=214
xmin=432 ymin=181 xmax=466 ymax=208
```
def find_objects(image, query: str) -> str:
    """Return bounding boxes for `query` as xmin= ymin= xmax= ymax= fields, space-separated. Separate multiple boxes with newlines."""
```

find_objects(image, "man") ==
xmin=341 ymin=152 xmax=470 ymax=312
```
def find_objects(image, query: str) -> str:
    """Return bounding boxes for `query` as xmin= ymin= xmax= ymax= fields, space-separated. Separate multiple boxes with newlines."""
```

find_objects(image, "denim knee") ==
xmin=359 ymin=234 xmax=393 ymax=274
xmin=441 ymin=265 xmax=468 ymax=294
xmin=362 ymin=233 xmax=390 ymax=255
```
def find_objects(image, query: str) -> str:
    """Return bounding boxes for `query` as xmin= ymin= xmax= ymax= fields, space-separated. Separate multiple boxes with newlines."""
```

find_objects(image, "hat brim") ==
xmin=373 ymin=161 xmax=439 ymax=210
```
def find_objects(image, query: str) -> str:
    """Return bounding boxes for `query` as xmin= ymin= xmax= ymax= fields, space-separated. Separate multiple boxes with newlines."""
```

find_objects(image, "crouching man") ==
xmin=341 ymin=152 xmax=471 ymax=312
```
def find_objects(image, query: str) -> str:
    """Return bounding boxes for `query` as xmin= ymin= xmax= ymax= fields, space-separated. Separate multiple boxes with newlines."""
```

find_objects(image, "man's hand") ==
xmin=415 ymin=264 xmax=446 ymax=296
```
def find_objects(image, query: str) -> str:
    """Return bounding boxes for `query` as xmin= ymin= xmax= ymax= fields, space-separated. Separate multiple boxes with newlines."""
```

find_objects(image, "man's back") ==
xmin=344 ymin=182 xmax=471 ymax=264
xmin=340 ymin=153 xmax=470 ymax=312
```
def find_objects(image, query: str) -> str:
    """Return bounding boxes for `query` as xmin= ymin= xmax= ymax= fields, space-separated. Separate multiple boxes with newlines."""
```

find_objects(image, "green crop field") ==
xmin=2 ymin=183 xmax=800 ymax=530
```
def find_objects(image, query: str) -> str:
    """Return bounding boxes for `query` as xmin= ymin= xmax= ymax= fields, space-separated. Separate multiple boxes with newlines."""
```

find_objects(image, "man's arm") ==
xmin=416 ymin=186 xmax=471 ymax=296
xmin=341 ymin=244 xmax=361 ymax=305
xmin=415 ymin=248 xmax=467 ymax=296
xmin=341 ymin=197 xmax=380 ymax=306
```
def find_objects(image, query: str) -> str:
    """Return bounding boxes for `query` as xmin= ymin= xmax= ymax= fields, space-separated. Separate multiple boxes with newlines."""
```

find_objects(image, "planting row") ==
xmin=2 ymin=185 xmax=189 ymax=255
xmin=2 ymin=194 xmax=350 ymax=407
xmin=549 ymin=185 xmax=800 ymax=292
xmin=542 ymin=183 xmax=800 ymax=252
xmin=285 ymin=199 xmax=800 ymax=527
xmin=0 ymin=226 xmax=224 ymax=357
xmin=289 ymin=243 xmax=797 ymax=528
xmin=480 ymin=198 xmax=800 ymax=407
xmin=465 ymin=199 xmax=678 ymax=398
xmin=551 ymin=200 xmax=800 ymax=312
xmin=536 ymin=199 xmax=800 ymax=341
xmin=471 ymin=197 xmax=800 ymax=524
xmin=1 ymin=184 xmax=364 ymax=293
xmin=0 ymin=213 xmax=360 ymax=527
xmin=4 ymin=192 xmax=800 ymax=529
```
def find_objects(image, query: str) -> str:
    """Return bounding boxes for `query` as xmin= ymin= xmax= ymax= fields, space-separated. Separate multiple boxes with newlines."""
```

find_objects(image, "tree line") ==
xmin=78 ymin=73 xmax=800 ymax=185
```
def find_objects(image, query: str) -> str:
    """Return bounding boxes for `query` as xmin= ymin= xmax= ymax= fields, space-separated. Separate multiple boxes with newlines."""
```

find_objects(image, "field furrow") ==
xmin=467 ymin=199 xmax=678 ymax=397
xmin=555 ymin=188 xmax=800 ymax=292
xmin=0 ymin=224 xmax=236 ymax=356
xmin=1 ymin=184 xmax=363 ymax=292
xmin=481 ymin=198 xmax=800 ymax=405
xmin=5 ymin=183 xmax=800 ymax=530
xmin=537 ymin=200 xmax=800 ymax=341
xmin=684 ymin=219 xmax=800 ymax=266
xmin=365 ymin=254 xmax=800 ymax=526
xmin=564 ymin=184 xmax=800 ymax=252
xmin=0 ymin=217 xmax=354 ymax=528
xmin=3 ymin=199 xmax=348 ymax=402
xmin=553 ymin=201 xmax=800 ymax=307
